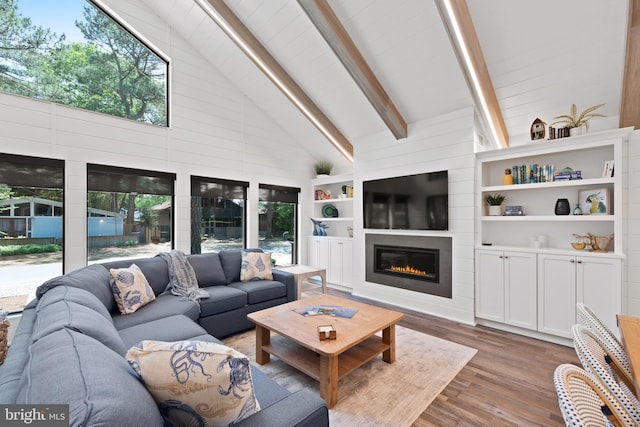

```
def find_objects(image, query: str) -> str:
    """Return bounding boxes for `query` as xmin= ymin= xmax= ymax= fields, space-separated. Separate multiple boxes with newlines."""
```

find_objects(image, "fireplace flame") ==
xmin=390 ymin=265 xmax=427 ymax=276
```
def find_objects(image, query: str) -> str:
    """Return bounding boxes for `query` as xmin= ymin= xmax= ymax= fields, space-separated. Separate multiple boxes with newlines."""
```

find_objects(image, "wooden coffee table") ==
xmin=247 ymin=294 xmax=404 ymax=408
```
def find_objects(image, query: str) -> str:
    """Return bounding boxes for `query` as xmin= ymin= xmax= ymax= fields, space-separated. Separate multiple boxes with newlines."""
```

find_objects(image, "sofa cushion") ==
xmin=117 ymin=314 xmax=209 ymax=349
xmin=33 ymin=299 xmax=126 ymax=355
xmin=241 ymin=251 xmax=273 ymax=282
xmin=112 ymin=293 xmax=200 ymax=330
xmin=37 ymin=285 xmax=112 ymax=321
xmin=229 ymin=280 xmax=287 ymax=305
xmin=219 ymin=249 xmax=262 ymax=284
xmin=102 ymin=256 xmax=169 ymax=295
xmin=16 ymin=329 xmax=164 ymax=427
xmin=198 ymin=286 xmax=247 ymax=317
xmin=36 ymin=264 xmax=114 ymax=313
xmin=109 ymin=264 xmax=156 ymax=315
xmin=188 ymin=253 xmax=227 ymax=286
xmin=126 ymin=340 xmax=260 ymax=427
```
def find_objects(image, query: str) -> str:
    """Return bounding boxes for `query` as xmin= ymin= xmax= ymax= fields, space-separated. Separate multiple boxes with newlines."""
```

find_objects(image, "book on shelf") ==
xmin=553 ymin=170 xmax=582 ymax=181
xmin=504 ymin=205 xmax=524 ymax=216
xmin=511 ymin=164 xmax=554 ymax=184
xmin=602 ymin=160 xmax=614 ymax=178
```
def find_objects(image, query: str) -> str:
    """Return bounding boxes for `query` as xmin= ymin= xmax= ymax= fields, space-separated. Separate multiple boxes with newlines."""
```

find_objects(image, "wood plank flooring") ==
xmin=307 ymin=287 xmax=578 ymax=426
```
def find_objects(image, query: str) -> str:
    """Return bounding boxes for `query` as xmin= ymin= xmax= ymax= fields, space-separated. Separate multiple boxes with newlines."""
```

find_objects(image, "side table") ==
xmin=275 ymin=265 xmax=326 ymax=299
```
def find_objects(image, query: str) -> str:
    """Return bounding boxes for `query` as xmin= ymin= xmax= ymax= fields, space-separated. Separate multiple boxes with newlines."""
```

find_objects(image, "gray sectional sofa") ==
xmin=0 ymin=249 xmax=329 ymax=427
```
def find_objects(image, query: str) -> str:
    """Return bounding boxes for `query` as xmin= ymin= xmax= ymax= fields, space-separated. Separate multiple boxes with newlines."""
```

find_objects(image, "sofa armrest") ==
xmin=272 ymin=269 xmax=296 ymax=302
xmin=232 ymin=389 xmax=328 ymax=427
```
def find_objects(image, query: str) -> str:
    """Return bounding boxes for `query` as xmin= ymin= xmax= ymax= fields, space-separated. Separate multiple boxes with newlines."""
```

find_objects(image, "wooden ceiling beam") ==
xmin=197 ymin=0 xmax=354 ymax=162
xmin=620 ymin=0 xmax=640 ymax=128
xmin=298 ymin=0 xmax=408 ymax=140
xmin=436 ymin=0 xmax=509 ymax=149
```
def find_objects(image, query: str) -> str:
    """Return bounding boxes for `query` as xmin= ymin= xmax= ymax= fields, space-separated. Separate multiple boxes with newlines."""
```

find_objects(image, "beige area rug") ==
xmin=224 ymin=325 xmax=477 ymax=426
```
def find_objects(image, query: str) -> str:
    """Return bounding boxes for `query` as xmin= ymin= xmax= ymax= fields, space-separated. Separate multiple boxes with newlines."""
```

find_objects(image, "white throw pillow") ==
xmin=126 ymin=340 xmax=260 ymax=426
xmin=240 ymin=251 xmax=273 ymax=282
xmin=109 ymin=264 xmax=156 ymax=315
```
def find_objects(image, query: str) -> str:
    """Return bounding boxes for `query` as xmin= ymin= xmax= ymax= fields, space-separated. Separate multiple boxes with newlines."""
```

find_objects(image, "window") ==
xmin=0 ymin=154 xmax=64 ymax=313
xmin=0 ymin=0 xmax=168 ymax=126
xmin=191 ymin=176 xmax=248 ymax=254
xmin=87 ymin=164 xmax=174 ymax=263
xmin=259 ymin=184 xmax=299 ymax=266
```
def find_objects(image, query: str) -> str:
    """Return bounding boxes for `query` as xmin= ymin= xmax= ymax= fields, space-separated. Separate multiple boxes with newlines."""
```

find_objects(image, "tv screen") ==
xmin=363 ymin=170 xmax=448 ymax=230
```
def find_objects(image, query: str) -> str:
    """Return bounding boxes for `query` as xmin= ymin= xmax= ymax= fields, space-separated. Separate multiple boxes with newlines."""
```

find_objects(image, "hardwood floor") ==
xmin=309 ymin=287 xmax=578 ymax=426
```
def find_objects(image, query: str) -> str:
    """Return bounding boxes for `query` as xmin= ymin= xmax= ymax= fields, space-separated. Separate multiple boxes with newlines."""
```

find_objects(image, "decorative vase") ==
xmin=573 ymin=203 xmax=583 ymax=215
xmin=569 ymin=127 xmax=584 ymax=137
xmin=555 ymin=198 xmax=570 ymax=215
xmin=489 ymin=205 xmax=502 ymax=216
xmin=502 ymin=169 xmax=514 ymax=185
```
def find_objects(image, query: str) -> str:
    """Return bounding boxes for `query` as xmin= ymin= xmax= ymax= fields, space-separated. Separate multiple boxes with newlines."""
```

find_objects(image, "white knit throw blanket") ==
xmin=158 ymin=250 xmax=209 ymax=301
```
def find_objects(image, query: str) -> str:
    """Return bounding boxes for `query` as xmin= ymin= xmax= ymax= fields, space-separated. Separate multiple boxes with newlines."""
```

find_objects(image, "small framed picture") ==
xmin=601 ymin=160 xmax=614 ymax=178
xmin=578 ymin=188 xmax=610 ymax=214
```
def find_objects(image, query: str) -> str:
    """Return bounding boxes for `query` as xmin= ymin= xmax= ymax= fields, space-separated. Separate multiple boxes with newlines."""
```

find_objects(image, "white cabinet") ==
xmin=307 ymin=236 xmax=352 ymax=287
xmin=328 ymin=238 xmax=353 ymax=287
xmin=307 ymin=236 xmax=328 ymax=271
xmin=476 ymin=249 xmax=537 ymax=330
xmin=312 ymin=174 xmax=353 ymax=238
xmin=537 ymin=253 xmax=622 ymax=338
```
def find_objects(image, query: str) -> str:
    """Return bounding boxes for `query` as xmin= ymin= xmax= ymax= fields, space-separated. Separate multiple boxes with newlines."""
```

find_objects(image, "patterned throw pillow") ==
xmin=109 ymin=264 xmax=156 ymax=315
xmin=126 ymin=340 xmax=260 ymax=426
xmin=240 ymin=251 xmax=273 ymax=282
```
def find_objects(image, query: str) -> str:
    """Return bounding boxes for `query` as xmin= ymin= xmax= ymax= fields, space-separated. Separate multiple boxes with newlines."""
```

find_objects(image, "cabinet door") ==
xmin=538 ymin=254 xmax=576 ymax=338
xmin=328 ymin=238 xmax=352 ymax=286
xmin=504 ymin=251 xmax=537 ymax=330
xmin=577 ymin=256 xmax=622 ymax=337
xmin=475 ymin=250 xmax=505 ymax=322
xmin=307 ymin=237 xmax=328 ymax=270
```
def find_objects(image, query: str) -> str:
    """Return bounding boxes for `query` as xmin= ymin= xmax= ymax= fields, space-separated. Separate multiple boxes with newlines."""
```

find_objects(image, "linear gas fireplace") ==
xmin=366 ymin=234 xmax=452 ymax=298
xmin=374 ymin=245 xmax=439 ymax=283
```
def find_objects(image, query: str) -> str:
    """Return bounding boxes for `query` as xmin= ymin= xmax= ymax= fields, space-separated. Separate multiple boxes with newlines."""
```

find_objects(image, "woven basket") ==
xmin=0 ymin=318 xmax=9 ymax=366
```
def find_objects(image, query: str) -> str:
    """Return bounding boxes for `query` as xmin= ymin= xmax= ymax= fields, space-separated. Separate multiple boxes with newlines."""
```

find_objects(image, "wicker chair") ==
xmin=576 ymin=303 xmax=634 ymax=390
xmin=554 ymin=364 xmax=636 ymax=427
xmin=571 ymin=324 xmax=640 ymax=424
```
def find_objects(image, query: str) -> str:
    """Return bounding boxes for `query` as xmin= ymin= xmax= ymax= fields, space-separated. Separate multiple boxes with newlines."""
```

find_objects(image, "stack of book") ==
xmin=553 ymin=170 xmax=582 ymax=181
xmin=504 ymin=205 xmax=524 ymax=216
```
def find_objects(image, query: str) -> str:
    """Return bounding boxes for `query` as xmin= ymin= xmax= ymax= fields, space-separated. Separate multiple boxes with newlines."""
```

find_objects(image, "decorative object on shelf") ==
xmin=578 ymin=188 xmax=609 ymax=214
xmin=552 ymin=103 xmax=606 ymax=135
xmin=347 ymin=226 xmax=353 ymax=238
xmin=602 ymin=160 xmax=614 ymax=178
xmin=573 ymin=233 xmax=613 ymax=252
xmin=315 ymin=189 xmax=326 ymax=200
xmin=530 ymin=118 xmax=546 ymax=140
xmin=573 ymin=203 xmax=583 ymax=215
xmin=485 ymin=194 xmax=506 ymax=216
xmin=315 ymin=161 xmax=333 ymax=177
xmin=504 ymin=205 xmax=524 ymax=216
xmin=502 ymin=168 xmax=514 ymax=185
xmin=553 ymin=166 xmax=582 ymax=181
xmin=310 ymin=218 xmax=329 ymax=236
xmin=554 ymin=198 xmax=571 ymax=215
xmin=322 ymin=204 xmax=338 ymax=218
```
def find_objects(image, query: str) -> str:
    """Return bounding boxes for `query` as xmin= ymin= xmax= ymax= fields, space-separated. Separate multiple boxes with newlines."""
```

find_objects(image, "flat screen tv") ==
xmin=363 ymin=170 xmax=448 ymax=230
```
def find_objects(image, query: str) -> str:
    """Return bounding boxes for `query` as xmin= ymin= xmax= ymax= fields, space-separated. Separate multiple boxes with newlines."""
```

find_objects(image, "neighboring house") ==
xmin=0 ymin=197 xmax=125 ymax=239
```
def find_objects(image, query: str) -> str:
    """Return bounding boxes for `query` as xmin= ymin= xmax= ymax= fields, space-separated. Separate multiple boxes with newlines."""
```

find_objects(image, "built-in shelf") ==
xmin=481 ymin=215 xmax=613 ymax=222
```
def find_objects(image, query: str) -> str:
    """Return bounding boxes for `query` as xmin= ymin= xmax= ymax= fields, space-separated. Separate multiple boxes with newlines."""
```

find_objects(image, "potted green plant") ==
xmin=485 ymin=194 xmax=506 ymax=216
xmin=552 ymin=103 xmax=606 ymax=136
xmin=315 ymin=161 xmax=333 ymax=177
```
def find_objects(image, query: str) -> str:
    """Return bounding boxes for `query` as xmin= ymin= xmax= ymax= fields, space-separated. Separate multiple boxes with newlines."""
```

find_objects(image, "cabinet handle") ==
xmin=577 ymin=260 xmax=583 ymax=264
xmin=499 ymin=255 xmax=503 ymax=259
xmin=570 ymin=259 xmax=575 ymax=263
xmin=503 ymin=256 xmax=508 ymax=259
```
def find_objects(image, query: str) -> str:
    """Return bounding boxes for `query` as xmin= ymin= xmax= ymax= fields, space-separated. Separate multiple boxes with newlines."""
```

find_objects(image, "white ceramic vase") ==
xmin=489 ymin=205 xmax=502 ymax=216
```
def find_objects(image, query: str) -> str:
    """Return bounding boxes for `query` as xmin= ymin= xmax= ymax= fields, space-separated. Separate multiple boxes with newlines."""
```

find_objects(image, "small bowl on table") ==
xmin=571 ymin=242 xmax=586 ymax=250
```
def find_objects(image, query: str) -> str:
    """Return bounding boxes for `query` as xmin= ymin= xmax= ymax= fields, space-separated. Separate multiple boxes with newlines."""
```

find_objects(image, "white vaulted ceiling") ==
xmin=140 ymin=0 xmax=629 ymax=169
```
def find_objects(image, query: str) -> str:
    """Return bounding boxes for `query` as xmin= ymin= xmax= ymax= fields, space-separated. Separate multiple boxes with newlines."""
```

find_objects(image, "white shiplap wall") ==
xmin=351 ymin=107 xmax=476 ymax=324
xmin=0 ymin=0 xmax=316 ymax=272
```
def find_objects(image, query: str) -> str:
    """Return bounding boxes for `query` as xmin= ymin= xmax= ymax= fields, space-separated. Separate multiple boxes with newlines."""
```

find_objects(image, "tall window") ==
xmin=0 ymin=0 xmax=168 ymax=126
xmin=87 ymin=164 xmax=174 ymax=263
xmin=259 ymin=184 xmax=299 ymax=266
xmin=191 ymin=176 xmax=248 ymax=254
xmin=0 ymin=154 xmax=64 ymax=313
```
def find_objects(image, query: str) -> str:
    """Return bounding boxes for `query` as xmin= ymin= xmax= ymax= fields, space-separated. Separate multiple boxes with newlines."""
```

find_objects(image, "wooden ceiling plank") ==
xmin=199 ymin=0 xmax=354 ymax=162
xmin=298 ymin=0 xmax=408 ymax=140
xmin=620 ymin=0 xmax=640 ymax=129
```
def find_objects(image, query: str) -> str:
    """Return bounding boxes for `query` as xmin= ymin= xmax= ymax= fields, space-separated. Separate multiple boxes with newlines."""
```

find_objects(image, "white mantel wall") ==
xmin=0 ymin=0 xmax=315 ymax=273
xmin=351 ymin=108 xmax=476 ymax=324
